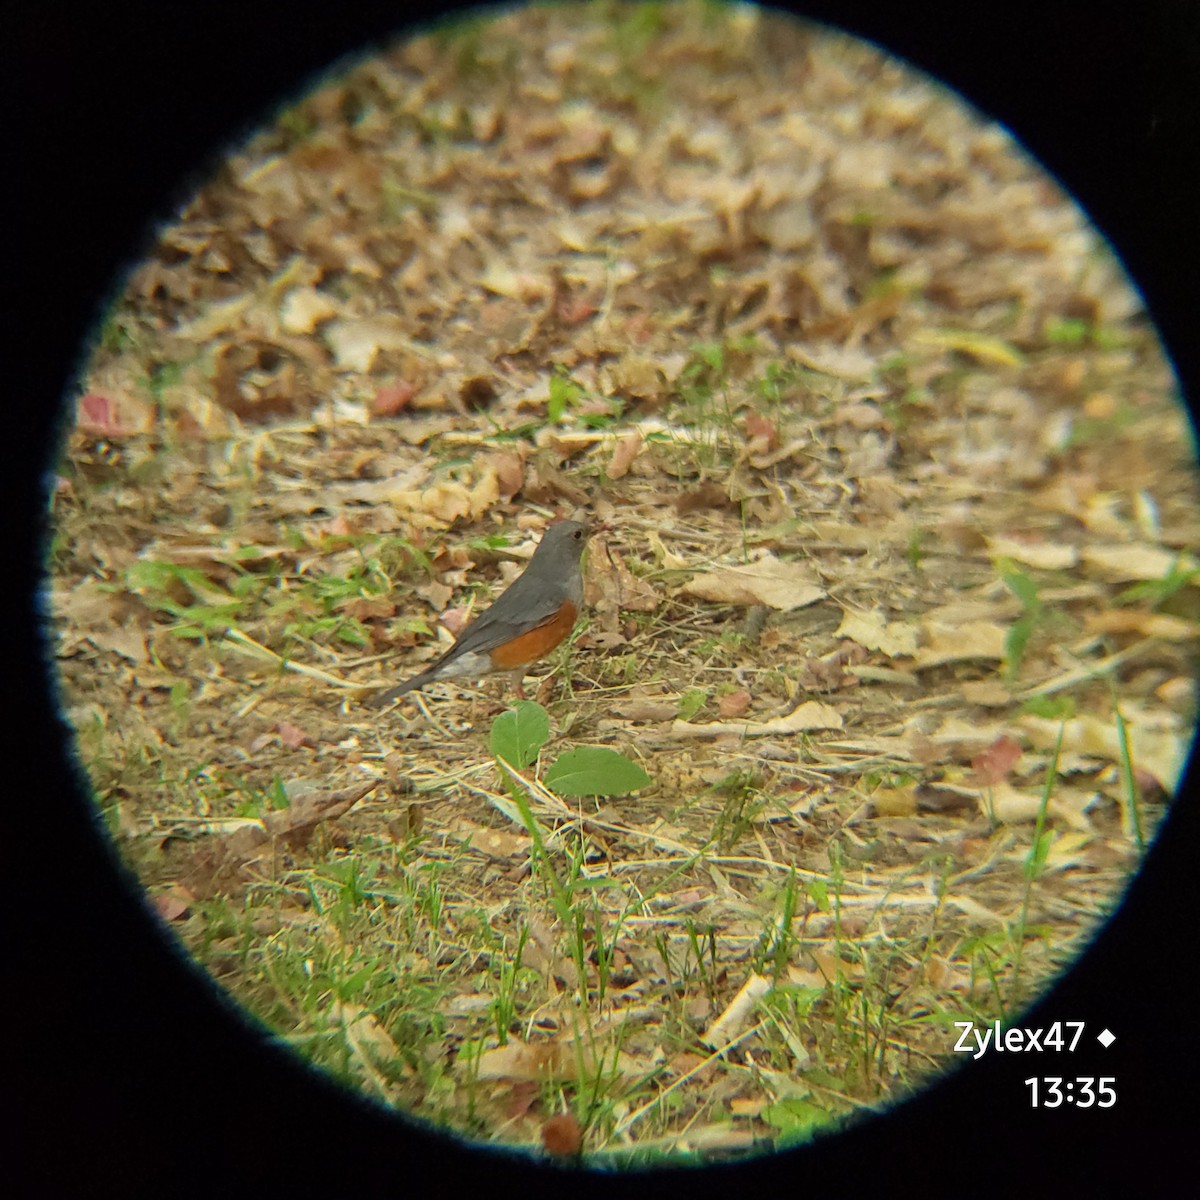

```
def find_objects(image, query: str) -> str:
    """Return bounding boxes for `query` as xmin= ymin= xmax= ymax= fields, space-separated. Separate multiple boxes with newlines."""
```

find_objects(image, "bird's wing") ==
xmin=436 ymin=574 xmax=567 ymax=660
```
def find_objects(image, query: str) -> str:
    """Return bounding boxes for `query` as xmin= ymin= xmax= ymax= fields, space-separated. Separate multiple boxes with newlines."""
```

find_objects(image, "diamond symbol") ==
xmin=1097 ymin=1028 xmax=1116 ymax=1047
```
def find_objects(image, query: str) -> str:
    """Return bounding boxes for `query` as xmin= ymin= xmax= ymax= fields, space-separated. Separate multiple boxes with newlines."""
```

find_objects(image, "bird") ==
xmin=367 ymin=518 xmax=591 ymax=707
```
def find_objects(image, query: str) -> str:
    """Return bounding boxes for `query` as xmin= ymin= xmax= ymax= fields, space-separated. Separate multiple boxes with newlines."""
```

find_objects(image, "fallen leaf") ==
xmin=870 ymin=785 xmax=917 ymax=816
xmin=386 ymin=470 xmax=500 ymax=528
xmin=809 ymin=946 xmax=865 ymax=983
xmin=277 ymin=722 xmax=317 ymax=750
xmin=279 ymin=286 xmax=338 ymax=333
xmin=176 ymin=293 xmax=254 ymax=341
xmin=971 ymin=734 xmax=1022 ymax=785
xmin=1085 ymin=610 xmax=1198 ymax=641
xmin=76 ymin=392 xmax=153 ymax=438
xmin=334 ymin=1002 xmax=400 ymax=1072
xmin=542 ymin=1114 xmax=583 ymax=1157
xmin=450 ymin=818 xmax=528 ymax=860
xmin=587 ymin=540 xmax=662 ymax=619
xmin=674 ymin=481 xmax=735 ymax=514
xmin=84 ymin=628 xmax=149 ymax=663
xmin=153 ymin=884 xmax=195 ymax=921
xmin=326 ymin=316 xmax=423 ymax=372
xmin=835 ymin=609 xmax=918 ymax=657
xmin=607 ymin=430 xmax=644 ymax=479
xmin=981 ymin=781 xmax=1094 ymax=830
xmin=371 ymin=381 xmax=418 ymax=417
xmin=1018 ymin=712 xmax=1188 ymax=792
xmin=474 ymin=1039 xmax=638 ymax=1082
xmin=717 ymin=689 xmax=752 ymax=718
xmin=489 ymin=449 xmax=527 ymax=499
xmin=671 ymin=700 xmax=842 ymax=738
xmin=414 ymin=579 xmax=455 ymax=611
xmin=914 ymin=619 xmax=1007 ymax=668
xmin=679 ymin=553 xmax=824 ymax=610
xmin=743 ymin=411 xmax=779 ymax=451
xmin=986 ymin=535 xmax=1078 ymax=570
xmin=1082 ymin=543 xmax=1196 ymax=582
xmin=910 ymin=328 xmax=1024 ymax=367
xmin=339 ymin=596 xmax=397 ymax=621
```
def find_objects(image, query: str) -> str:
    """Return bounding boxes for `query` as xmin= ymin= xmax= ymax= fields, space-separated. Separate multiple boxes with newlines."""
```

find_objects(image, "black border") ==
xmin=7 ymin=3 xmax=1198 ymax=1196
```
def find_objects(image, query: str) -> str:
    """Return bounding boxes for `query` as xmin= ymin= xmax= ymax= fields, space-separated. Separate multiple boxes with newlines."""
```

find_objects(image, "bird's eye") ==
xmin=573 ymin=530 xmax=582 ymax=539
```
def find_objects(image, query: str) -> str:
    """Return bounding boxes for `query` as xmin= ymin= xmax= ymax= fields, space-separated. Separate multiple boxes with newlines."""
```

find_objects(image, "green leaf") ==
xmin=547 ymin=370 xmax=583 ymax=423
xmin=543 ymin=747 xmax=651 ymax=797
xmin=1043 ymin=316 xmax=1090 ymax=345
xmin=676 ymin=688 xmax=707 ymax=720
xmin=1019 ymin=693 xmax=1076 ymax=720
xmin=488 ymin=701 xmax=551 ymax=769
xmin=997 ymin=560 xmax=1041 ymax=613
xmin=761 ymin=1097 xmax=828 ymax=1142
xmin=1004 ymin=613 xmax=1036 ymax=678
xmin=1026 ymin=828 xmax=1057 ymax=878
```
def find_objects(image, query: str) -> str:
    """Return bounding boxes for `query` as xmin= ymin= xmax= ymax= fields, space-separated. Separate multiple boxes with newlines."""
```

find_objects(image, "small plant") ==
xmin=708 ymin=768 xmax=766 ymax=850
xmin=1116 ymin=553 xmax=1200 ymax=610
xmin=125 ymin=559 xmax=248 ymax=640
xmin=1042 ymin=315 xmax=1091 ymax=346
xmin=490 ymin=700 xmax=652 ymax=800
xmin=752 ymin=868 xmax=802 ymax=979
xmin=547 ymin=367 xmax=586 ymax=423
xmin=906 ymin=527 xmax=926 ymax=571
xmin=1008 ymin=722 xmax=1064 ymax=1005
xmin=996 ymin=558 xmax=1043 ymax=680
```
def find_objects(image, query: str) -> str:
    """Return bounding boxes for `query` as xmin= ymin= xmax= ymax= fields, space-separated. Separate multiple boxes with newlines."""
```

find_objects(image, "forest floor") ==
xmin=50 ymin=0 xmax=1195 ymax=1165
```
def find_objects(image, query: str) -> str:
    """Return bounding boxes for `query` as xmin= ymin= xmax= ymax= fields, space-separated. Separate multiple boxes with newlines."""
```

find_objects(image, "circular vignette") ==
xmin=16 ymin=2 xmax=1200 ymax=1190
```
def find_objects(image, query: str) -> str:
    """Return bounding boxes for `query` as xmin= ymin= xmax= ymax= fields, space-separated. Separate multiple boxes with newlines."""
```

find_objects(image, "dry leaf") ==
xmin=279 ymin=286 xmax=338 ymax=333
xmin=474 ymin=1040 xmax=638 ymax=1082
xmin=1082 ymin=543 xmax=1196 ymax=582
xmin=588 ymin=540 xmax=662 ymax=619
xmin=386 ymin=471 xmax=500 ymax=528
xmin=971 ymin=734 xmax=1022 ymax=786
xmin=76 ymin=391 xmax=154 ymax=438
xmin=276 ymin=721 xmax=317 ymax=750
xmin=986 ymin=535 xmax=1078 ymax=570
xmin=835 ymin=609 xmax=919 ymax=657
xmin=679 ymin=553 xmax=824 ymax=610
xmin=674 ymin=481 xmax=735 ymax=514
xmin=153 ymin=885 xmax=195 ymax=922
xmin=371 ymin=381 xmax=418 ymax=417
xmin=809 ymin=946 xmax=865 ymax=983
xmin=870 ymin=785 xmax=917 ymax=816
xmin=1018 ymin=712 xmax=1188 ymax=792
xmin=450 ymin=819 xmax=528 ymax=860
xmin=326 ymin=316 xmax=423 ymax=372
xmin=607 ymin=430 xmax=644 ymax=479
xmin=717 ymin=689 xmax=752 ymax=718
xmin=910 ymin=328 xmax=1024 ymax=367
xmin=1085 ymin=610 xmax=1198 ymax=641
xmin=542 ymin=1114 xmax=583 ymax=1157
xmin=672 ymin=701 xmax=842 ymax=739
xmin=914 ymin=619 xmax=1007 ymax=668
xmin=84 ymin=628 xmax=149 ymax=663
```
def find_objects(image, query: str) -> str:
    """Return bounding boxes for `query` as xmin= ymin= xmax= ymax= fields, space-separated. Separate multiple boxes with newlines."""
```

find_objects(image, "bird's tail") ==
xmin=366 ymin=674 xmax=426 ymax=708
